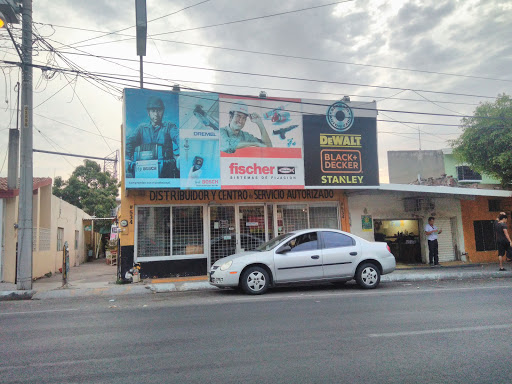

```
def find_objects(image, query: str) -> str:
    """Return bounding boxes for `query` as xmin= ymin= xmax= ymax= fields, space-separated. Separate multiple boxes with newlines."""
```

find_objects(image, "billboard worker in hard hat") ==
xmin=220 ymin=101 xmax=273 ymax=153
xmin=126 ymin=96 xmax=180 ymax=178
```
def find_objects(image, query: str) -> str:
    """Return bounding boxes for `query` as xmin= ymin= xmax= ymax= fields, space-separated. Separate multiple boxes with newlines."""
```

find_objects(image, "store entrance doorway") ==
xmin=374 ymin=219 xmax=422 ymax=264
xmin=209 ymin=205 xmax=269 ymax=266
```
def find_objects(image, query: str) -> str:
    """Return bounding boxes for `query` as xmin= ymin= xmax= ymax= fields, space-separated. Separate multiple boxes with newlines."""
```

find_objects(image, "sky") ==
xmin=0 ymin=0 xmax=511 ymax=183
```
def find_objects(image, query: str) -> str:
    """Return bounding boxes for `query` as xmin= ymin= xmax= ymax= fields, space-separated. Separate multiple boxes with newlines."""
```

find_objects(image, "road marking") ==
xmin=368 ymin=324 xmax=512 ymax=338
xmin=0 ymin=308 xmax=79 ymax=316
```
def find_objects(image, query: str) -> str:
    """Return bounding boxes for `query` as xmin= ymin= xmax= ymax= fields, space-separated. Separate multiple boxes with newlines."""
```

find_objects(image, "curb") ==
xmin=0 ymin=290 xmax=35 ymax=301
xmin=382 ymin=270 xmax=512 ymax=282
xmin=147 ymin=282 xmax=216 ymax=293
xmin=31 ymin=284 xmax=150 ymax=300
xmin=3 ymin=270 xmax=512 ymax=301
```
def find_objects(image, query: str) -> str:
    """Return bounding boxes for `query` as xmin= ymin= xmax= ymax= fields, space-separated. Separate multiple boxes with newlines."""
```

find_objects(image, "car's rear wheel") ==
xmin=240 ymin=266 xmax=270 ymax=295
xmin=355 ymin=263 xmax=380 ymax=289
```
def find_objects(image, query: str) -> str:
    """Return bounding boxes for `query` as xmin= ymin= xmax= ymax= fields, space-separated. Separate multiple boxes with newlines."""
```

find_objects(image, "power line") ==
xmin=34 ymin=113 xmax=120 ymax=142
xmin=2 ymin=60 xmax=507 ymax=129
xmin=65 ymin=75 xmax=113 ymax=152
xmin=56 ymin=37 xmax=512 ymax=84
xmin=41 ymin=49 xmax=485 ymax=107
xmin=53 ymin=0 xmax=213 ymax=49
xmin=24 ymin=52 xmax=497 ymax=100
xmin=84 ymin=72 xmax=504 ymax=121
xmin=33 ymin=73 xmax=77 ymax=109
xmin=379 ymin=131 xmax=447 ymax=144
xmin=34 ymin=125 xmax=77 ymax=169
xmin=38 ymin=1 xmax=355 ymax=47
xmin=151 ymin=1 xmax=356 ymax=37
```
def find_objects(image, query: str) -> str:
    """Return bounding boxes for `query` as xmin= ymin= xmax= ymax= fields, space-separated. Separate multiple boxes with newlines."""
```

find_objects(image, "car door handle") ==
xmin=350 ymin=252 xmax=358 ymax=256
xmin=311 ymin=255 xmax=320 ymax=259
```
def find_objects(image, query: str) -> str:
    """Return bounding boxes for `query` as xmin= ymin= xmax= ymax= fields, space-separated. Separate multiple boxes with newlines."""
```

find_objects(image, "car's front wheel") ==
xmin=355 ymin=262 xmax=380 ymax=289
xmin=240 ymin=266 xmax=270 ymax=295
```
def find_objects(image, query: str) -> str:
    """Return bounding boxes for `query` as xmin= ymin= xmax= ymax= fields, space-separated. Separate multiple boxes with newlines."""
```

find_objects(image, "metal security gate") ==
xmin=436 ymin=218 xmax=456 ymax=262
xmin=209 ymin=205 xmax=267 ymax=266
xmin=209 ymin=203 xmax=340 ymax=266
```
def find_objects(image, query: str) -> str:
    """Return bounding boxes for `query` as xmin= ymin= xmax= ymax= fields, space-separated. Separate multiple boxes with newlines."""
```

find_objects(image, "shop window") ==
xmin=456 ymin=166 xmax=482 ymax=182
xmin=57 ymin=227 xmax=64 ymax=251
xmin=488 ymin=200 xmax=501 ymax=212
xmin=473 ymin=220 xmax=497 ymax=252
xmin=137 ymin=207 xmax=170 ymax=258
xmin=172 ymin=206 xmax=204 ymax=256
xmin=276 ymin=204 xmax=339 ymax=236
xmin=310 ymin=206 xmax=339 ymax=229
xmin=277 ymin=205 xmax=308 ymax=235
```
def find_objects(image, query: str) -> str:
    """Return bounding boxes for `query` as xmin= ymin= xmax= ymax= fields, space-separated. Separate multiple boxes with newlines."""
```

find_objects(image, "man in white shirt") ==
xmin=425 ymin=217 xmax=442 ymax=266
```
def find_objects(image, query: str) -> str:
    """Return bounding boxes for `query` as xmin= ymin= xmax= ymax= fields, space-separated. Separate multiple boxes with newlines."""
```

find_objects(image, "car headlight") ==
xmin=220 ymin=260 xmax=233 ymax=271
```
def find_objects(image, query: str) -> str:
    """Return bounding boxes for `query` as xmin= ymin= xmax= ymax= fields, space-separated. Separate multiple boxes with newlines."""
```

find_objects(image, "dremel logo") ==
xmin=326 ymin=101 xmax=354 ymax=132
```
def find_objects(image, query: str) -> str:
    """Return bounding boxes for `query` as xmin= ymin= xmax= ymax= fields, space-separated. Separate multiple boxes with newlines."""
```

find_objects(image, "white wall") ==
xmin=347 ymin=192 xmax=466 ymax=263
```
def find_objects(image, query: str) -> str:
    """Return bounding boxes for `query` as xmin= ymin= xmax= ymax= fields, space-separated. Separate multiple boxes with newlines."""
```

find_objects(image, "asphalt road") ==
xmin=1 ymin=279 xmax=512 ymax=384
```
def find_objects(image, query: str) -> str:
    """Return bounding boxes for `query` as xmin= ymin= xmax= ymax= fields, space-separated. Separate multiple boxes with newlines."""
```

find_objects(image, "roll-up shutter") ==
xmin=435 ymin=218 xmax=456 ymax=262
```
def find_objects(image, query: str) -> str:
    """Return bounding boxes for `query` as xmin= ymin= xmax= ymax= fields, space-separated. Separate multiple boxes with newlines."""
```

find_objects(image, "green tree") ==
xmin=53 ymin=160 xmax=119 ymax=217
xmin=452 ymin=94 xmax=512 ymax=186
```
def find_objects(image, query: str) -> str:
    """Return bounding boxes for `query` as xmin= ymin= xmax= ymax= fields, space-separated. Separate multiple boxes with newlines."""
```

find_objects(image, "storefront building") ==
xmin=348 ymin=184 xmax=512 ymax=265
xmin=119 ymin=189 xmax=349 ymax=278
xmin=461 ymin=195 xmax=512 ymax=263
xmin=119 ymin=89 xmax=378 ymax=279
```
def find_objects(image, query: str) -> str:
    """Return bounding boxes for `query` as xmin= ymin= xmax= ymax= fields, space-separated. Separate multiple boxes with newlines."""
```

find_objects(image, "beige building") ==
xmin=0 ymin=177 xmax=91 ymax=283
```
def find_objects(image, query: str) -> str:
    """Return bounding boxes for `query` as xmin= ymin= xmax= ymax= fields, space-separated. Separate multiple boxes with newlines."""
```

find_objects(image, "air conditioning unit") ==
xmin=403 ymin=198 xmax=435 ymax=212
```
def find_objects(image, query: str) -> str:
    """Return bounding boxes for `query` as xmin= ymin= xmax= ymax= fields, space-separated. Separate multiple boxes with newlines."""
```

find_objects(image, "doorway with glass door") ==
xmin=209 ymin=205 xmax=270 ymax=266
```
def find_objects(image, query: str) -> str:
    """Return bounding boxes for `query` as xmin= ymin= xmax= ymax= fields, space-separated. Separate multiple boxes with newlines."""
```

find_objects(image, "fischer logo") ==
xmin=278 ymin=167 xmax=295 ymax=174
xmin=229 ymin=163 xmax=275 ymax=175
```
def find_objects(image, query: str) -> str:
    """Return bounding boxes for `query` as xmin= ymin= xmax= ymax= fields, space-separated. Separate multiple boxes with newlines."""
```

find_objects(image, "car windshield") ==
xmin=255 ymin=233 xmax=293 ymax=251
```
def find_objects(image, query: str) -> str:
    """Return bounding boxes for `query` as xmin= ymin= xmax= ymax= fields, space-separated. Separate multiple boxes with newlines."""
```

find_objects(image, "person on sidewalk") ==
xmin=496 ymin=212 xmax=512 ymax=262
xmin=425 ymin=217 xmax=442 ymax=266
xmin=495 ymin=212 xmax=511 ymax=271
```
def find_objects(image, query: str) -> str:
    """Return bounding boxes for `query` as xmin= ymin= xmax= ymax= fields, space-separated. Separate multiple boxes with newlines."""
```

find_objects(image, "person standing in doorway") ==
xmin=425 ymin=217 xmax=442 ymax=266
xmin=495 ymin=212 xmax=511 ymax=271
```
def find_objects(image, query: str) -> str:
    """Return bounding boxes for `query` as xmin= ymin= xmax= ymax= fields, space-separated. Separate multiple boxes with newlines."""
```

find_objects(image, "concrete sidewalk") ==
xmin=1 ymin=259 xmax=512 ymax=301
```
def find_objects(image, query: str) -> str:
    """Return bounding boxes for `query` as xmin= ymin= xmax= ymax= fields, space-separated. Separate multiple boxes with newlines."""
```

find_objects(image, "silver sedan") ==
xmin=209 ymin=228 xmax=396 ymax=294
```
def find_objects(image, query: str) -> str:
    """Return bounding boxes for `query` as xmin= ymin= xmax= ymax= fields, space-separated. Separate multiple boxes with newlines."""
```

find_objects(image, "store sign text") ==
xmin=149 ymin=189 xmax=334 ymax=202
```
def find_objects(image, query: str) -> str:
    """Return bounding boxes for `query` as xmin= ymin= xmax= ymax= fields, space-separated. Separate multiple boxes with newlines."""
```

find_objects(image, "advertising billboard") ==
xmin=302 ymin=99 xmax=379 ymax=188
xmin=219 ymin=95 xmax=304 ymax=189
xmin=123 ymin=89 xmax=378 ymax=190
xmin=124 ymin=88 xmax=180 ymax=189
xmin=178 ymin=92 xmax=221 ymax=190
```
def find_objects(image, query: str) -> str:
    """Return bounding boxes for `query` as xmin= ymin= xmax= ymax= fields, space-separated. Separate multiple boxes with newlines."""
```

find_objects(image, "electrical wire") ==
xmin=56 ymin=37 xmax=512 ymax=85
xmin=38 ymin=50 xmax=485 ymax=107
xmin=34 ymin=124 xmax=77 ymax=169
xmin=26 ymin=50 xmax=498 ymax=100
xmin=34 ymin=113 xmax=120 ymax=142
xmin=44 ymin=0 xmax=213 ymax=49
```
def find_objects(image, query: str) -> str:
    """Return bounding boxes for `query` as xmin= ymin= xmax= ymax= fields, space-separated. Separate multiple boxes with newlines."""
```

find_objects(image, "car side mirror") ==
xmin=276 ymin=245 xmax=291 ymax=254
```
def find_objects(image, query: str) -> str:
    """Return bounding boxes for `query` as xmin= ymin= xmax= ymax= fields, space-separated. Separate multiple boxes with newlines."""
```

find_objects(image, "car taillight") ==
xmin=387 ymin=245 xmax=391 ymax=253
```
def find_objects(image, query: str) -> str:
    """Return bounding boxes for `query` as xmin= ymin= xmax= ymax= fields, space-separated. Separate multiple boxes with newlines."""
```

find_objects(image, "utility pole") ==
xmin=17 ymin=0 xmax=33 ymax=290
